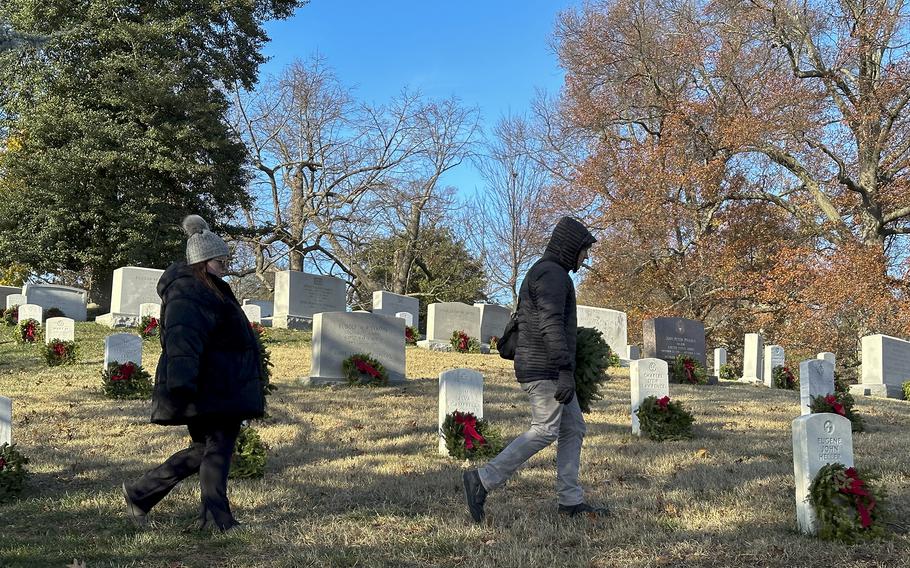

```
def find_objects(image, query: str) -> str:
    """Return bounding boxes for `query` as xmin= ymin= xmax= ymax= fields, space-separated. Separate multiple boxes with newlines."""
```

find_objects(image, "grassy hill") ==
xmin=0 ymin=324 xmax=908 ymax=567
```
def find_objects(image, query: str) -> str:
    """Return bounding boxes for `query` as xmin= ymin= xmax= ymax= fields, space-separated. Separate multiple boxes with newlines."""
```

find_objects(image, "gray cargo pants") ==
xmin=477 ymin=378 xmax=586 ymax=506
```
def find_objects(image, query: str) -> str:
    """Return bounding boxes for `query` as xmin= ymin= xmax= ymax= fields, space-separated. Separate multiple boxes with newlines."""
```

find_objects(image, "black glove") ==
xmin=554 ymin=369 xmax=575 ymax=404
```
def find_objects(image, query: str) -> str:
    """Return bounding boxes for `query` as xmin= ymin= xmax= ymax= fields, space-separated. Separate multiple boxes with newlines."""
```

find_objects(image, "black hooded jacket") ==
xmin=150 ymin=261 xmax=265 ymax=426
xmin=514 ymin=217 xmax=596 ymax=382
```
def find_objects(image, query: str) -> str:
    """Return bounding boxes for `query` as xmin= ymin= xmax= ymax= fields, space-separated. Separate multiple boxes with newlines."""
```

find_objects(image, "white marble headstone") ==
xmin=395 ymin=311 xmax=414 ymax=327
xmin=0 ymin=396 xmax=11 ymax=446
xmin=817 ymin=352 xmax=835 ymax=366
xmin=273 ymin=270 xmax=346 ymax=329
xmin=242 ymin=304 xmax=262 ymax=324
xmin=741 ymin=333 xmax=764 ymax=383
xmin=475 ymin=303 xmax=511 ymax=344
xmin=243 ymin=299 xmax=274 ymax=317
xmin=792 ymin=413 xmax=854 ymax=535
xmin=764 ymin=345 xmax=786 ymax=388
xmin=438 ymin=368 xmax=484 ymax=454
xmin=426 ymin=302 xmax=481 ymax=341
xmin=373 ymin=291 xmax=420 ymax=331
xmin=630 ymin=358 xmax=670 ymax=435
xmin=800 ymin=359 xmax=835 ymax=416
xmin=851 ymin=334 xmax=910 ymax=398
xmin=714 ymin=347 xmax=727 ymax=375
xmin=17 ymin=303 xmax=43 ymax=324
xmin=103 ymin=333 xmax=143 ymax=368
xmin=110 ymin=267 xmax=164 ymax=315
xmin=577 ymin=306 xmax=628 ymax=361
xmin=44 ymin=317 xmax=75 ymax=344
xmin=5 ymin=293 xmax=26 ymax=310
xmin=139 ymin=303 xmax=161 ymax=319
xmin=0 ymin=286 xmax=19 ymax=310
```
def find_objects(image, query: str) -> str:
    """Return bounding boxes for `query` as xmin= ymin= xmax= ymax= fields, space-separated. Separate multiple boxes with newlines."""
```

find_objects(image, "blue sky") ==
xmin=261 ymin=0 xmax=576 ymax=196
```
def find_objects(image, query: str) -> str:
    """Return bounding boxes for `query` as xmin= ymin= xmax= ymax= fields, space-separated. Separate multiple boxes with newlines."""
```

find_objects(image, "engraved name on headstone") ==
xmin=630 ymin=358 xmax=670 ymax=436
xmin=437 ymin=368 xmax=483 ymax=454
xmin=792 ymin=413 xmax=854 ymax=535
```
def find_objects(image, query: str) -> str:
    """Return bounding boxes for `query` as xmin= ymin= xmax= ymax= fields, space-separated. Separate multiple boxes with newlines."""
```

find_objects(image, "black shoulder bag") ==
xmin=497 ymin=304 xmax=519 ymax=360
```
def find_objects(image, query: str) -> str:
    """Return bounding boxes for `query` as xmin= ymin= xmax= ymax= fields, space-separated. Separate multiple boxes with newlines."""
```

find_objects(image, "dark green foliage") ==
xmin=670 ymin=354 xmax=708 ymax=384
xmin=718 ymin=363 xmax=737 ymax=381
xmin=14 ymin=319 xmax=40 ymax=344
xmin=101 ymin=361 xmax=152 ymax=400
xmin=809 ymin=392 xmax=865 ymax=432
xmin=229 ymin=425 xmax=268 ymax=479
xmin=250 ymin=322 xmax=276 ymax=398
xmin=0 ymin=0 xmax=303 ymax=304
xmin=42 ymin=339 xmax=77 ymax=366
xmin=636 ymin=395 xmax=694 ymax=441
xmin=1 ymin=306 xmax=16 ymax=326
xmin=575 ymin=327 xmax=611 ymax=413
xmin=772 ymin=365 xmax=798 ymax=390
xmin=809 ymin=463 xmax=886 ymax=543
xmin=44 ymin=307 xmax=65 ymax=319
xmin=342 ymin=353 xmax=389 ymax=386
xmin=0 ymin=443 xmax=29 ymax=503
xmin=441 ymin=411 xmax=503 ymax=461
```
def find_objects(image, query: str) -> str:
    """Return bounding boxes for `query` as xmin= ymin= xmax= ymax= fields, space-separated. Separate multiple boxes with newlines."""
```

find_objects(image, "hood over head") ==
xmin=542 ymin=217 xmax=597 ymax=272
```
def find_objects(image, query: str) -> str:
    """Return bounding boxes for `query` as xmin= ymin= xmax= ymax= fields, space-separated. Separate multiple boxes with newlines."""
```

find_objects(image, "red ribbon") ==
xmin=143 ymin=318 xmax=158 ymax=334
xmin=405 ymin=327 xmax=415 ymax=342
xmin=354 ymin=358 xmax=380 ymax=379
xmin=683 ymin=360 xmax=695 ymax=383
xmin=0 ymin=457 xmax=6 ymax=470
xmin=840 ymin=467 xmax=875 ymax=528
xmin=111 ymin=362 xmax=136 ymax=382
xmin=25 ymin=322 xmax=35 ymax=341
xmin=454 ymin=411 xmax=486 ymax=450
xmin=458 ymin=332 xmax=469 ymax=351
xmin=824 ymin=394 xmax=845 ymax=416
xmin=657 ymin=396 xmax=670 ymax=411
xmin=53 ymin=342 xmax=67 ymax=356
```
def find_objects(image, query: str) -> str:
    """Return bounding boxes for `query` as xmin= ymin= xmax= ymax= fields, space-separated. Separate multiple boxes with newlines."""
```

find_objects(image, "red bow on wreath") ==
xmin=25 ymin=323 xmax=35 ymax=341
xmin=354 ymin=358 xmax=380 ymax=379
xmin=454 ymin=411 xmax=486 ymax=450
xmin=405 ymin=327 xmax=415 ymax=341
xmin=683 ymin=360 xmax=695 ymax=383
xmin=143 ymin=318 xmax=158 ymax=334
xmin=53 ymin=342 xmax=67 ymax=356
xmin=841 ymin=467 xmax=875 ymax=529
xmin=657 ymin=396 xmax=670 ymax=411
xmin=824 ymin=394 xmax=845 ymax=416
xmin=111 ymin=362 xmax=137 ymax=382
xmin=458 ymin=332 xmax=469 ymax=351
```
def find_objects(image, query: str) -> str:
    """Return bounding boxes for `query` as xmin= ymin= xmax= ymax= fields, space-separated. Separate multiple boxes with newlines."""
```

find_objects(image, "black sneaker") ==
xmin=462 ymin=470 xmax=487 ymax=523
xmin=558 ymin=502 xmax=610 ymax=518
xmin=121 ymin=483 xmax=149 ymax=529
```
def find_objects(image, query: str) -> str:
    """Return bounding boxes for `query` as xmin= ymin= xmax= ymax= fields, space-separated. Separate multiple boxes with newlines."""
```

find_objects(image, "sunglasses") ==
xmin=210 ymin=257 xmax=231 ymax=268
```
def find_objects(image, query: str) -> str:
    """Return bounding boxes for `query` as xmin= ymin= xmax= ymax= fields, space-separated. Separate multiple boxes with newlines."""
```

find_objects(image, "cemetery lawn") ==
xmin=1 ymin=324 xmax=909 ymax=568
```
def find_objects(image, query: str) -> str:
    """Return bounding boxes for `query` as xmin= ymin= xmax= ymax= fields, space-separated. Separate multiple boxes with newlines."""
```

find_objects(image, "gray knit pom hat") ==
xmin=182 ymin=215 xmax=230 ymax=265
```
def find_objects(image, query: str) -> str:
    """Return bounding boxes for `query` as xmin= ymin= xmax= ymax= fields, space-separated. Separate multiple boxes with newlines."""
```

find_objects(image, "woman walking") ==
xmin=122 ymin=215 xmax=264 ymax=532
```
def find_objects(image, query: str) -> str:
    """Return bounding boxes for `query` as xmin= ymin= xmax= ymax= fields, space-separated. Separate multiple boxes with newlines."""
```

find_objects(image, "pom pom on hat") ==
xmin=182 ymin=214 xmax=210 ymax=236
xmin=183 ymin=214 xmax=229 ymax=264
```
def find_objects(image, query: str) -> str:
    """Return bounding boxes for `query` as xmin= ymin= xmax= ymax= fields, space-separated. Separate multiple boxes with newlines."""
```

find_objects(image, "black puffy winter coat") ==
xmin=150 ymin=261 xmax=265 ymax=426
xmin=514 ymin=217 xmax=596 ymax=383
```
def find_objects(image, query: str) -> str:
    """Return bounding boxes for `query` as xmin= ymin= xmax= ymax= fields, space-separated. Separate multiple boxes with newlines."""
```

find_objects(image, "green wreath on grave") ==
xmin=101 ymin=361 xmax=153 ymax=400
xmin=670 ymin=354 xmax=708 ymax=385
xmin=441 ymin=411 xmax=503 ymax=461
xmin=139 ymin=315 xmax=159 ymax=340
xmin=405 ymin=325 xmax=418 ymax=346
xmin=1 ymin=306 xmax=17 ymax=327
xmin=575 ymin=327 xmax=612 ymax=413
xmin=772 ymin=365 xmax=798 ymax=390
xmin=229 ymin=424 xmax=268 ymax=479
xmin=450 ymin=330 xmax=481 ymax=353
xmin=718 ymin=364 xmax=737 ymax=381
xmin=249 ymin=322 xmax=276 ymax=398
xmin=0 ymin=443 xmax=29 ymax=504
xmin=635 ymin=395 xmax=695 ymax=441
xmin=809 ymin=463 xmax=886 ymax=543
xmin=342 ymin=353 xmax=389 ymax=386
xmin=809 ymin=393 xmax=864 ymax=432
xmin=14 ymin=319 xmax=41 ymax=344
xmin=42 ymin=339 xmax=77 ymax=366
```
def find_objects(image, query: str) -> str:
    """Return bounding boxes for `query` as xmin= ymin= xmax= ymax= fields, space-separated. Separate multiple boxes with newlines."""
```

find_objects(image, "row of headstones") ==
xmin=1 ymin=284 xmax=89 ymax=321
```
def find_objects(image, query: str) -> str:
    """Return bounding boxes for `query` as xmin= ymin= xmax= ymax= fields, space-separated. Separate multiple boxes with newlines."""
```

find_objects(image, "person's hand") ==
xmin=554 ymin=370 xmax=575 ymax=404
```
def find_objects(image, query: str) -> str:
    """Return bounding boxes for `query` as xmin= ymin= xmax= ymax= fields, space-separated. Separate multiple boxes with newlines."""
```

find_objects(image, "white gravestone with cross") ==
xmin=44 ymin=317 xmax=75 ymax=344
xmin=630 ymin=358 xmax=670 ymax=436
xmin=395 ymin=311 xmax=414 ymax=327
xmin=800 ymin=359 xmax=835 ymax=416
xmin=17 ymin=304 xmax=43 ymax=324
xmin=438 ymin=369 xmax=484 ymax=455
xmin=792 ymin=413 xmax=854 ymax=535
xmin=241 ymin=304 xmax=262 ymax=324
xmin=103 ymin=333 xmax=143 ymax=368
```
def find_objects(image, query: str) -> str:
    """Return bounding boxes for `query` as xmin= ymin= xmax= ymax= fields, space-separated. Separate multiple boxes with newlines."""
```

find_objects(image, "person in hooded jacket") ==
xmin=462 ymin=216 xmax=608 ymax=523
xmin=121 ymin=215 xmax=265 ymax=533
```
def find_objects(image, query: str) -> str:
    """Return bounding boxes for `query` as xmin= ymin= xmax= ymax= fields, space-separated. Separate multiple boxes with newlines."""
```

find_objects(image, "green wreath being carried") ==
xmin=809 ymin=463 xmax=886 ymax=543
xmin=249 ymin=322 xmax=276 ymax=398
xmin=773 ymin=365 xmax=798 ymax=390
xmin=636 ymin=395 xmax=695 ymax=441
xmin=670 ymin=354 xmax=708 ymax=385
xmin=441 ymin=411 xmax=503 ymax=461
xmin=575 ymin=327 xmax=612 ymax=413
xmin=0 ymin=443 xmax=29 ymax=504
xmin=450 ymin=330 xmax=481 ymax=353
xmin=342 ymin=353 xmax=389 ymax=386
xmin=14 ymin=319 xmax=41 ymax=344
xmin=229 ymin=424 xmax=268 ymax=479
xmin=139 ymin=315 xmax=159 ymax=340
xmin=101 ymin=361 xmax=153 ymax=399
xmin=809 ymin=392 xmax=864 ymax=432
xmin=42 ymin=339 xmax=77 ymax=366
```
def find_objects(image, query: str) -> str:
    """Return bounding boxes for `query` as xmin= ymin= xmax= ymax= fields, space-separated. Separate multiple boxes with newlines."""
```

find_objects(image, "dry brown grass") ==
xmin=1 ymin=324 xmax=908 ymax=567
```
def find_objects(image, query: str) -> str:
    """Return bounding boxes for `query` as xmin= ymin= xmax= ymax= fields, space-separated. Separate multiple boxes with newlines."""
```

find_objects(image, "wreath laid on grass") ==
xmin=405 ymin=325 xmax=418 ymax=346
xmin=773 ymin=365 xmax=798 ymax=390
xmin=718 ymin=364 xmax=737 ymax=381
xmin=450 ymin=330 xmax=481 ymax=353
xmin=636 ymin=395 xmax=695 ymax=441
xmin=139 ymin=315 xmax=159 ymax=340
xmin=342 ymin=353 xmax=389 ymax=386
xmin=42 ymin=339 xmax=77 ymax=366
xmin=249 ymin=322 xmax=276 ymax=398
xmin=229 ymin=424 xmax=268 ymax=479
xmin=101 ymin=361 xmax=153 ymax=400
xmin=810 ymin=393 xmax=864 ymax=432
xmin=14 ymin=319 xmax=41 ymax=344
xmin=575 ymin=327 xmax=611 ymax=413
xmin=809 ymin=463 xmax=886 ymax=543
xmin=0 ymin=443 xmax=29 ymax=504
xmin=441 ymin=411 xmax=503 ymax=461
xmin=670 ymin=354 xmax=708 ymax=385
xmin=1 ymin=306 xmax=18 ymax=327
